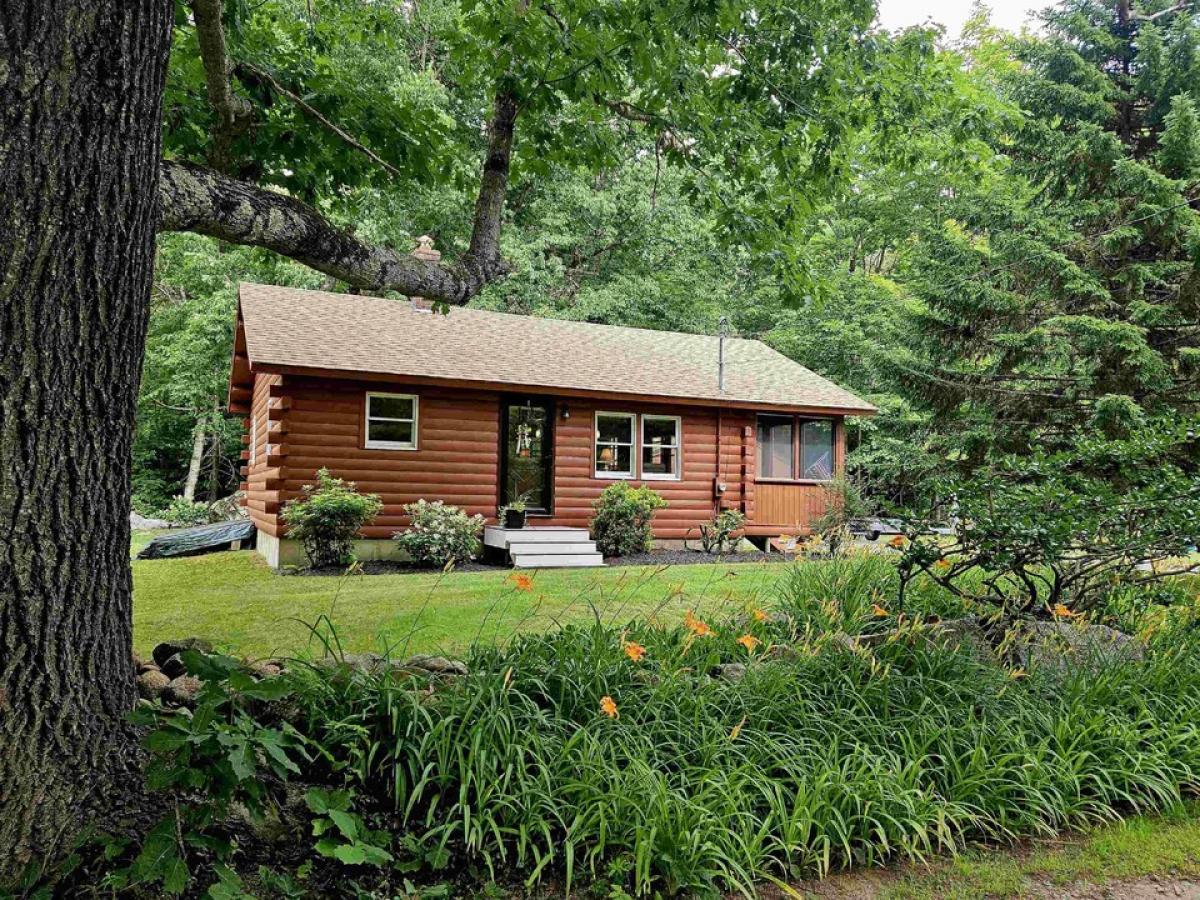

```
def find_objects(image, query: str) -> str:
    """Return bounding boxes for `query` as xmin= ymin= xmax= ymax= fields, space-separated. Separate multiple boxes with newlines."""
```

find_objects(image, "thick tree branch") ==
xmin=466 ymin=90 xmax=518 ymax=265
xmin=191 ymin=0 xmax=253 ymax=173
xmin=158 ymin=161 xmax=507 ymax=303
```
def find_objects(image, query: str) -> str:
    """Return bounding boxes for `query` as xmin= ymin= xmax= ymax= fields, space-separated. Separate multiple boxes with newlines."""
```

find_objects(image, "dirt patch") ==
xmin=786 ymin=871 xmax=1200 ymax=899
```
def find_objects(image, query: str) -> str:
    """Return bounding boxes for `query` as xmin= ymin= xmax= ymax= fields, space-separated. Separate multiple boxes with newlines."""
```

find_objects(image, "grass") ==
xmin=131 ymin=535 xmax=790 ymax=658
xmin=870 ymin=802 xmax=1200 ymax=898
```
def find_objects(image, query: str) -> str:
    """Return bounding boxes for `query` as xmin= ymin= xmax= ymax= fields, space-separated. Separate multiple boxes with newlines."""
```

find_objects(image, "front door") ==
xmin=500 ymin=397 xmax=554 ymax=514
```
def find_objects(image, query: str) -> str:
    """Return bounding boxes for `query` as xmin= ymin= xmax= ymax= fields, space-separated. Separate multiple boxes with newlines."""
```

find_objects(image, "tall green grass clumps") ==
xmin=280 ymin=598 xmax=1200 ymax=897
xmin=776 ymin=552 xmax=972 ymax=634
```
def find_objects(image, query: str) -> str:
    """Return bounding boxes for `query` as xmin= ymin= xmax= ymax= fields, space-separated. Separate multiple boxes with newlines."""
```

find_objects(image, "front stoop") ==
xmin=483 ymin=526 xmax=604 ymax=568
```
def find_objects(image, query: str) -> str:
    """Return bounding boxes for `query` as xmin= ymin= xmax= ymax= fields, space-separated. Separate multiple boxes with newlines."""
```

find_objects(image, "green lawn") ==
xmin=132 ymin=535 xmax=790 ymax=659
xmin=833 ymin=803 xmax=1200 ymax=899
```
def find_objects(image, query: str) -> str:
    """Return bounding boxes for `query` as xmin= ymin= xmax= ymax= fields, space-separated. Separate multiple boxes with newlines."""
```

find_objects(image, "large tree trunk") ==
xmin=0 ymin=2 xmax=173 ymax=882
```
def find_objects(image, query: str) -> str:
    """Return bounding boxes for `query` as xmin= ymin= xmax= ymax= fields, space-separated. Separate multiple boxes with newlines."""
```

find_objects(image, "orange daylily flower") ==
xmin=737 ymin=634 xmax=761 ymax=652
xmin=684 ymin=610 xmax=713 ymax=637
xmin=887 ymin=535 xmax=907 ymax=549
xmin=933 ymin=559 xmax=951 ymax=572
xmin=599 ymin=696 xmax=619 ymax=719
xmin=872 ymin=603 xmax=889 ymax=618
xmin=752 ymin=608 xmax=769 ymax=623
xmin=623 ymin=641 xmax=647 ymax=662
xmin=510 ymin=573 xmax=533 ymax=592
xmin=1052 ymin=603 xmax=1081 ymax=619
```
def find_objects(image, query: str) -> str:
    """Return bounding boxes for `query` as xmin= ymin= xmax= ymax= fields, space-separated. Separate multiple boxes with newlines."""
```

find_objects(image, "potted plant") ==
xmin=498 ymin=495 xmax=528 ymax=529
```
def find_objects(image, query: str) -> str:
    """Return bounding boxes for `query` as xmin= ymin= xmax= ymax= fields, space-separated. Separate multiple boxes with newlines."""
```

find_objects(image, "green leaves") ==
xmin=281 ymin=468 xmax=383 ymax=569
xmin=307 ymin=788 xmax=395 ymax=867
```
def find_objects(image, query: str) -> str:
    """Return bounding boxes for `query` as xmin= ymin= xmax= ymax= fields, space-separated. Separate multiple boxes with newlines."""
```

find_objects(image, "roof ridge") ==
xmin=239 ymin=281 xmax=760 ymax=345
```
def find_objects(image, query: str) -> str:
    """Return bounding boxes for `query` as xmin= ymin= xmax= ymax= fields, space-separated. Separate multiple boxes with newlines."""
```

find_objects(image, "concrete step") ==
xmin=508 ymin=541 xmax=599 ymax=556
xmin=483 ymin=526 xmax=590 ymax=549
xmin=512 ymin=552 xmax=605 ymax=569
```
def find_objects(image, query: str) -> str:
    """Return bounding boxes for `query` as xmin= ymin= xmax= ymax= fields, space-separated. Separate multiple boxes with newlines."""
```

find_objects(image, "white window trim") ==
xmin=249 ymin=414 xmax=257 ymax=467
xmin=594 ymin=411 xmax=637 ymax=479
xmin=640 ymin=414 xmax=682 ymax=481
xmin=364 ymin=391 xmax=419 ymax=450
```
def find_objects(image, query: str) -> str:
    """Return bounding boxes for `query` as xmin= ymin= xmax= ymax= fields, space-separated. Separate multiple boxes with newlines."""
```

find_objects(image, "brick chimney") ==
xmin=410 ymin=235 xmax=440 ymax=312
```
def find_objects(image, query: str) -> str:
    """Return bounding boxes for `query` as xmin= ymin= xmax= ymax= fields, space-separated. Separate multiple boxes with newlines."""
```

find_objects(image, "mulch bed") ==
xmin=282 ymin=550 xmax=784 ymax=576
xmin=284 ymin=559 xmax=503 ymax=576
xmin=604 ymin=549 xmax=780 ymax=567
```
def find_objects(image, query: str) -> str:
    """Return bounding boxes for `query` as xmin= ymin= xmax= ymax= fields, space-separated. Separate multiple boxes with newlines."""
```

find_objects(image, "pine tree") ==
xmin=1158 ymin=93 xmax=1200 ymax=179
xmin=897 ymin=0 xmax=1200 ymax=465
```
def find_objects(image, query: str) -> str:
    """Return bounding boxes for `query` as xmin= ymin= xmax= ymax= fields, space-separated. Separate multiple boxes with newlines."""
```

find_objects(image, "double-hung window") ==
xmin=594 ymin=412 xmax=636 ymax=478
xmin=365 ymin=392 xmax=418 ymax=450
xmin=641 ymin=415 xmax=681 ymax=480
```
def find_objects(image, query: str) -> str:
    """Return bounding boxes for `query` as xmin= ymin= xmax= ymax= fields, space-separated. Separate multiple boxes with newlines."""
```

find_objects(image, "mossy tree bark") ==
xmin=0 ymin=2 xmax=173 ymax=882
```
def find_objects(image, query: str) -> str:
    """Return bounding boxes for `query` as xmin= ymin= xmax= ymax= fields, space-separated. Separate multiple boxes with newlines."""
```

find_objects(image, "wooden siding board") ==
xmin=241 ymin=373 xmax=842 ymax=543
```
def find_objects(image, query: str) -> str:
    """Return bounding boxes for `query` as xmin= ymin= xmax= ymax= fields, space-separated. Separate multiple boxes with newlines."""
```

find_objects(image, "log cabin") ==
xmin=228 ymin=279 xmax=876 ymax=568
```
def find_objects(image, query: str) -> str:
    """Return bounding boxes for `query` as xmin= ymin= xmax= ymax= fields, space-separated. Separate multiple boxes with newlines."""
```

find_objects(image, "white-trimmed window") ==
xmin=594 ymin=412 xmax=636 ymax=478
xmin=365 ymin=392 xmax=418 ymax=450
xmin=641 ymin=415 xmax=681 ymax=480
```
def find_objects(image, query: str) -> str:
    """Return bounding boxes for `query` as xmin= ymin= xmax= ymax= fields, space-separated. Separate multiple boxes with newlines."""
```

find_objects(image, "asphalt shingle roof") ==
xmin=238 ymin=282 xmax=876 ymax=413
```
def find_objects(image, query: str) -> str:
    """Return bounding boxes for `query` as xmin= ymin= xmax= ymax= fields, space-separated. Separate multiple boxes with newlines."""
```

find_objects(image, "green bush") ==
xmin=280 ymin=468 xmax=382 ymax=569
xmin=392 ymin=499 xmax=484 ymax=567
xmin=154 ymin=495 xmax=212 ymax=526
xmin=590 ymin=483 xmax=667 ymax=557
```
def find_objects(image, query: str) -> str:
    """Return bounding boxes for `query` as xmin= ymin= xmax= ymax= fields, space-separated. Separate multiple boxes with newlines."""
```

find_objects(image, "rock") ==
xmin=208 ymin=491 xmax=246 ymax=522
xmin=152 ymin=637 xmax=213 ymax=667
xmin=131 ymin=511 xmax=171 ymax=530
xmin=137 ymin=669 xmax=171 ymax=700
xmin=842 ymin=616 xmax=994 ymax=662
xmin=319 ymin=652 xmax=390 ymax=675
xmin=401 ymin=655 xmax=467 ymax=676
xmin=1013 ymin=620 xmax=1144 ymax=673
xmin=734 ymin=538 xmax=760 ymax=554
xmin=164 ymin=675 xmax=203 ymax=705
xmin=711 ymin=663 xmax=747 ymax=681
xmin=137 ymin=661 xmax=160 ymax=675
xmin=160 ymin=653 xmax=187 ymax=679
xmin=828 ymin=632 xmax=858 ymax=652
xmin=319 ymin=652 xmax=467 ymax=678
xmin=763 ymin=644 xmax=801 ymax=662
xmin=249 ymin=661 xmax=283 ymax=679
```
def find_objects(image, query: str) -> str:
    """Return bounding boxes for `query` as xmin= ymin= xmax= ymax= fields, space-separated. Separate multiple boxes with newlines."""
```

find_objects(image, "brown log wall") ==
xmin=242 ymin=374 xmax=844 ymax=541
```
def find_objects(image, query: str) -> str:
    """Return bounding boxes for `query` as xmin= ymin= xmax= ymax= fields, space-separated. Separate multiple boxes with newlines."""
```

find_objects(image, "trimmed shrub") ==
xmin=393 ymin=499 xmax=484 ymax=567
xmin=280 ymin=468 xmax=382 ymax=568
xmin=590 ymin=482 xmax=667 ymax=557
